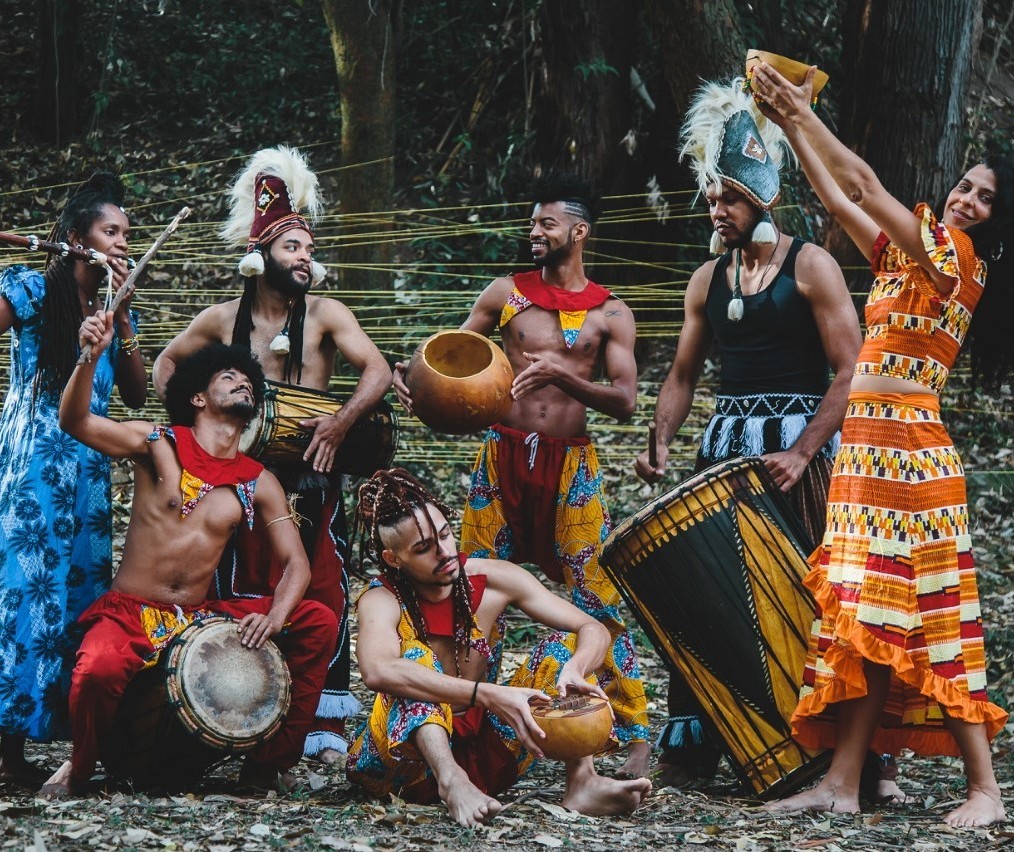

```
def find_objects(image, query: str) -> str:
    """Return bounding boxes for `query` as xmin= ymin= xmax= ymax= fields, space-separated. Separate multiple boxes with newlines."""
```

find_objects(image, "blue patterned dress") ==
xmin=0 ymin=265 xmax=131 ymax=741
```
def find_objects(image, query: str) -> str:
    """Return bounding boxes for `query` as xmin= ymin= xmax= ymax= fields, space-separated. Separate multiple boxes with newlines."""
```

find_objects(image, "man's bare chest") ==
xmin=244 ymin=323 xmax=336 ymax=388
xmin=501 ymin=309 xmax=605 ymax=359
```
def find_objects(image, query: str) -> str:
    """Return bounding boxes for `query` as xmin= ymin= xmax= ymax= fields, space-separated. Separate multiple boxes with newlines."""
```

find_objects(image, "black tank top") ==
xmin=705 ymin=238 xmax=830 ymax=395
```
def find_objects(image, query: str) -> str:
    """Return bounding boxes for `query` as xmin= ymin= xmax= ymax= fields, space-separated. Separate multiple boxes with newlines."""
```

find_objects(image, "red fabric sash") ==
xmin=513 ymin=269 xmax=612 ymax=311
xmin=378 ymin=559 xmax=486 ymax=638
xmin=170 ymin=425 xmax=263 ymax=485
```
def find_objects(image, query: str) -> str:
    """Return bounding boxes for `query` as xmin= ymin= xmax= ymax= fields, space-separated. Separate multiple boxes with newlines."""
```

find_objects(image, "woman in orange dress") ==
xmin=751 ymin=63 xmax=1014 ymax=827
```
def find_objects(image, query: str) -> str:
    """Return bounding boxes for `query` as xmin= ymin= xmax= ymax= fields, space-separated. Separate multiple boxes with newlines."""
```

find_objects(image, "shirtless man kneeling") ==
xmin=40 ymin=311 xmax=337 ymax=798
xmin=345 ymin=469 xmax=651 ymax=828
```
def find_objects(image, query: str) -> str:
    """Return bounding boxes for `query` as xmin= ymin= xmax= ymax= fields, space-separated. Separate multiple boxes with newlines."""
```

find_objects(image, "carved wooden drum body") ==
xmin=240 ymin=380 xmax=398 ymax=477
xmin=600 ymin=457 xmax=828 ymax=798
xmin=100 ymin=617 xmax=291 ymax=789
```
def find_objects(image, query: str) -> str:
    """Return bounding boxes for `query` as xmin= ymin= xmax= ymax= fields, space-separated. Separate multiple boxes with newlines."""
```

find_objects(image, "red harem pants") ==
xmin=69 ymin=590 xmax=336 ymax=783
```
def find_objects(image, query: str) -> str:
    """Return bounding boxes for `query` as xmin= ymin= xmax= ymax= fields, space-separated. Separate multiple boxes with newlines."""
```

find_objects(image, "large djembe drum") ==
xmin=100 ymin=617 xmax=291 ymax=790
xmin=600 ymin=457 xmax=828 ymax=798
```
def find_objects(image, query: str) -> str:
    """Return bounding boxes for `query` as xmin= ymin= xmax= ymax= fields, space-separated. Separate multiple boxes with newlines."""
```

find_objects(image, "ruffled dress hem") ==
xmin=790 ymin=559 xmax=1008 ymax=758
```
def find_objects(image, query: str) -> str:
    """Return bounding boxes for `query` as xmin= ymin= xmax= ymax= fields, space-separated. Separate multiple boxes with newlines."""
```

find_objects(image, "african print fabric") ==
xmin=147 ymin=425 xmax=261 ymax=528
xmin=700 ymin=393 xmax=839 ymax=466
xmin=793 ymin=392 xmax=1008 ymax=757
xmin=346 ymin=578 xmax=606 ymax=800
xmin=0 ymin=266 xmax=135 ymax=741
xmin=499 ymin=270 xmax=612 ymax=349
xmin=460 ymin=425 xmax=650 ymax=744
xmin=855 ymin=204 xmax=985 ymax=393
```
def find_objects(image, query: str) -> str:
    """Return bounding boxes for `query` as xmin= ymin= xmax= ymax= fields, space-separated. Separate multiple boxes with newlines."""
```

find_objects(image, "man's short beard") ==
xmin=722 ymin=210 xmax=765 ymax=250
xmin=534 ymin=229 xmax=575 ymax=269
xmin=223 ymin=398 xmax=257 ymax=425
xmin=264 ymin=250 xmax=311 ymax=297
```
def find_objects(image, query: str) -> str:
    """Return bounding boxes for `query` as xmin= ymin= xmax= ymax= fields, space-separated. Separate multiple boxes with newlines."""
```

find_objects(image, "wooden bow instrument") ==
xmin=0 ymin=231 xmax=111 ymax=266
xmin=77 ymin=206 xmax=191 ymax=364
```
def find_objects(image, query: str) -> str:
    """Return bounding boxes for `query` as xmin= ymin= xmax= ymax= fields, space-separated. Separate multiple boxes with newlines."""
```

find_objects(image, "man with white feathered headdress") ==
xmin=153 ymin=146 xmax=392 ymax=764
xmin=633 ymin=78 xmax=864 ymax=790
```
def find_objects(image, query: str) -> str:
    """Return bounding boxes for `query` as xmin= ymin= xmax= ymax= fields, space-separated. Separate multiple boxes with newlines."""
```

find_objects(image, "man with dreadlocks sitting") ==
xmin=154 ymin=146 xmax=392 ymax=763
xmin=346 ymin=468 xmax=652 ymax=828
xmin=41 ymin=311 xmax=336 ymax=798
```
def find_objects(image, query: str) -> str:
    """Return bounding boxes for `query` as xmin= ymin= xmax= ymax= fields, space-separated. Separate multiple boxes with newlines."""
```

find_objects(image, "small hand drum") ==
xmin=100 ymin=616 xmax=291 ymax=790
xmin=530 ymin=695 xmax=612 ymax=761
xmin=165 ymin=616 xmax=291 ymax=751
xmin=405 ymin=329 xmax=514 ymax=434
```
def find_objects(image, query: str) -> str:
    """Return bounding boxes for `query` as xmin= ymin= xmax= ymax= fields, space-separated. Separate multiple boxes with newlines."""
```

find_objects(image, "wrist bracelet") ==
xmin=469 ymin=679 xmax=481 ymax=707
xmin=119 ymin=335 xmax=139 ymax=355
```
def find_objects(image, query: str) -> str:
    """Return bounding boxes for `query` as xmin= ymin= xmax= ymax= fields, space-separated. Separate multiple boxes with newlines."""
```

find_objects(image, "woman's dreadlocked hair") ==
xmin=34 ymin=171 xmax=126 ymax=403
xmin=355 ymin=468 xmax=478 ymax=675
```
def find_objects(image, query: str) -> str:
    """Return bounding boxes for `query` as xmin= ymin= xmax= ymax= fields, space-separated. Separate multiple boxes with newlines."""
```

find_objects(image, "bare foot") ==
xmin=37 ymin=761 xmax=79 ymax=801
xmin=309 ymin=748 xmax=344 ymax=766
xmin=562 ymin=772 xmax=652 ymax=816
xmin=763 ymin=782 xmax=859 ymax=814
xmin=943 ymin=788 xmax=1006 ymax=828
xmin=654 ymin=760 xmax=701 ymax=789
xmin=437 ymin=766 xmax=502 ymax=828
xmin=651 ymin=744 xmax=720 ymax=788
xmin=615 ymin=741 xmax=651 ymax=779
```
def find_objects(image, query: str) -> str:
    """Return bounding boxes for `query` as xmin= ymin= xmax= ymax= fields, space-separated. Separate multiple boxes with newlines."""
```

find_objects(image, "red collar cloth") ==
xmin=379 ymin=555 xmax=487 ymax=638
xmin=170 ymin=425 xmax=264 ymax=485
xmin=512 ymin=269 xmax=612 ymax=311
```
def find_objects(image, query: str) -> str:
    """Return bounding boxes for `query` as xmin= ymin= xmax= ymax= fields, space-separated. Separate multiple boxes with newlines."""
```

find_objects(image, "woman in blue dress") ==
xmin=0 ymin=172 xmax=147 ymax=785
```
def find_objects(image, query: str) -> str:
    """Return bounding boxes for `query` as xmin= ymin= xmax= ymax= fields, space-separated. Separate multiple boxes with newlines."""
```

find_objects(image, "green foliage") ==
xmin=63 ymin=0 xmax=339 ymax=145
xmin=575 ymin=57 xmax=619 ymax=80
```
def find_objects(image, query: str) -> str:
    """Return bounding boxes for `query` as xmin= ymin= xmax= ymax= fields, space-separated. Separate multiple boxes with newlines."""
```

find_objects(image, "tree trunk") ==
xmin=532 ymin=0 xmax=636 ymax=193
xmin=828 ymin=0 xmax=983 ymax=279
xmin=644 ymin=0 xmax=747 ymax=120
xmin=320 ymin=0 xmax=398 ymax=294
xmin=35 ymin=0 xmax=80 ymax=144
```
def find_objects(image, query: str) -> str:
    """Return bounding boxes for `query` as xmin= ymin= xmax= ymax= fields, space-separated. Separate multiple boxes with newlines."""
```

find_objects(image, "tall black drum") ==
xmin=600 ymin=457 xmax=828 ymax=798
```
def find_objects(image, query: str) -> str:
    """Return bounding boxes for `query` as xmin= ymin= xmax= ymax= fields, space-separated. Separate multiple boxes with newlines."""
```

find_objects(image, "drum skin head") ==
xmin=172 ymin=618 xmax=290 ymax=742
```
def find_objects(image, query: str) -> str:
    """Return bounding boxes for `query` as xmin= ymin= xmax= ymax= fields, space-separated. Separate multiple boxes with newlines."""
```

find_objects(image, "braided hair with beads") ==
xmin=356 ymin=468 xmax=479 ymax=676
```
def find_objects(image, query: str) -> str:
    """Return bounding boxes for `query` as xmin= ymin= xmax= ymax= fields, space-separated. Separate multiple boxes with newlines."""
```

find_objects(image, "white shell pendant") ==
xmin=270 ymin=331 xmax=291 ymax=354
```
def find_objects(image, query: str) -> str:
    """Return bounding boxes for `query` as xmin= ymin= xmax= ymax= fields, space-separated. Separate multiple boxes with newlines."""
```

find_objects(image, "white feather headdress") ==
xmin=678 ymin=77 xmax=792 ymax=205
xmin=221 ymin=145 xmax=327 ymax=283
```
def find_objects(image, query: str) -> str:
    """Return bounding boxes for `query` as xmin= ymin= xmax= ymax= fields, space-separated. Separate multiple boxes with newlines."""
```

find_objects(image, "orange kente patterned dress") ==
xmin=794 ymin=205 xmax=1008 ymax=757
